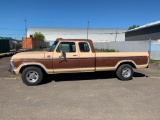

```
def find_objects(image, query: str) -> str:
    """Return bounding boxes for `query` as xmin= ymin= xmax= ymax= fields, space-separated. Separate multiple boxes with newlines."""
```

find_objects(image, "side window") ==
xmin=79 ymin=42 xmax=90 ymax=52
xmin=56 ymin=42 xmax=76 ymax=53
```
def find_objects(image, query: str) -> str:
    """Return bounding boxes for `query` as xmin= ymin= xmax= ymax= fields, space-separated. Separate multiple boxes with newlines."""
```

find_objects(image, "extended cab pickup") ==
xmin=9 ymin=39 xmax=149 ymax=86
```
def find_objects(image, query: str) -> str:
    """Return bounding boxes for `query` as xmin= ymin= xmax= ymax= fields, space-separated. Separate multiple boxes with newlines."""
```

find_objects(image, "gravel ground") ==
xmin=0 ymin=56 xmax=160 ymax=120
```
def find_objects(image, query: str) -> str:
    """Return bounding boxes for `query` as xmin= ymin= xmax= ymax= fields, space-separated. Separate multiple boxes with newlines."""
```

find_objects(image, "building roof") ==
xmin=28 ymin=27 xmax=126 ymax=34
xmin=126 ymin=20 xmax=160 ymax=32
xmin=0 ymin=37 xmax=14 ymax=40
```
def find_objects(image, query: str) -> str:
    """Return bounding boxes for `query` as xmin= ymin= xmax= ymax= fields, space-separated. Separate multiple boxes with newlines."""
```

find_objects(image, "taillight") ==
xmin=143 ymin=56 xmax=148 ymax=58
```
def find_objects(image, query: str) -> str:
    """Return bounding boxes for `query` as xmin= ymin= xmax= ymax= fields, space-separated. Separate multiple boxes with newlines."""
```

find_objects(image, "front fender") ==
xmin=14 ymin=62 xmax=53 ymax=74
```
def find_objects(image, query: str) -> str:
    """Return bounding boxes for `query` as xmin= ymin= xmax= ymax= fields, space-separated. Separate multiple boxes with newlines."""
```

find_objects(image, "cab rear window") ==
xmin=79 ymin=42 xmax=90 ymax=52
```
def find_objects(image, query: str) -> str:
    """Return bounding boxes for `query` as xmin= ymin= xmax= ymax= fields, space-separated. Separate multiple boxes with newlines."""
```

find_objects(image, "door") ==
xmin=78 ymin=42 xmax=95 ymax=72
xmin=53 ymin=41 xmax=79 ymax=73
xmin=43 ymin=51 xmax=53 ymax=74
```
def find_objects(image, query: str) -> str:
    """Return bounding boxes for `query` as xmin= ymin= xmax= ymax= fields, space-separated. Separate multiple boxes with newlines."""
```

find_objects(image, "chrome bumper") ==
xmin=8 ymin=60 xmax=15 ymax=74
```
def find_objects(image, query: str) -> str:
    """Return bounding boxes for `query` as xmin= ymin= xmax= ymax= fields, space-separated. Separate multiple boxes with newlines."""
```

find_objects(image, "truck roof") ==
xmin=56 ymin=38 xmax=95 ymax=52
xmin=56 ymin=38 xmax=93 ymax=42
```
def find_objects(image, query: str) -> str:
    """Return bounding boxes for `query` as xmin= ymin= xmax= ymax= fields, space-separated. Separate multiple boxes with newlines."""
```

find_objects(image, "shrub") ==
xmin=33 ymin=32 xmax=45 ymax=41
xmin=95 ymin=48 xmax=119 ymax=52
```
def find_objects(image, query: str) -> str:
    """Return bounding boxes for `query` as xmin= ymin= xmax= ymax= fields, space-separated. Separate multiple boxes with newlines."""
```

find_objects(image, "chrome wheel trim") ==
xmin=122 ymin=67 xmax=131 ymax=78
xmin=26 ymin=70 xmax=39 ymax=83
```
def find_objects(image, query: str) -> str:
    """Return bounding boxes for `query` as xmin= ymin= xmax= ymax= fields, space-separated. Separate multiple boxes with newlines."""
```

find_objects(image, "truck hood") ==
xmin=12 ymin=51 xmax=46 ymax=59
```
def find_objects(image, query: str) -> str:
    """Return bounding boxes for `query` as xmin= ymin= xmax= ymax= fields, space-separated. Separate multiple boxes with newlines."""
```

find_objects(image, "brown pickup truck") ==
xmin=9 ymin=39 xmax=149 ymax=86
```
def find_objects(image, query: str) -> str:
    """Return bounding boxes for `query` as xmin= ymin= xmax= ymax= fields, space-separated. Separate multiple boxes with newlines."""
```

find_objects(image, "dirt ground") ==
xmin=0 ymin=56 xmax=160 ymax=120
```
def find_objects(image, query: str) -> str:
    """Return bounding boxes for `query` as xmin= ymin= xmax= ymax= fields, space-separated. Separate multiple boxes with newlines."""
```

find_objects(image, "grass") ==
xmin=95 ymin=48 xmax=119 ymax=52
xmin=149 ymin=59 xmax=160 ymax=65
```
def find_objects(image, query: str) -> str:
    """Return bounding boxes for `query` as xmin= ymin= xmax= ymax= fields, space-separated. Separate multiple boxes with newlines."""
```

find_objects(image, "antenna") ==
xmin=87 ymin=21 xmax=89 ymax=39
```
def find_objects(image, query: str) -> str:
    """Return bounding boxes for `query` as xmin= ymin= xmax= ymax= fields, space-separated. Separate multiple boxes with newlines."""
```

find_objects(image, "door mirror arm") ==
xmin=59 ymin=51 xmax=66 ymax=60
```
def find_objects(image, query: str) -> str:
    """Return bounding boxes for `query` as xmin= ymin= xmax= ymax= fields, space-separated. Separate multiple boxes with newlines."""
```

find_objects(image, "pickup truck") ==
xmin=9 ymin=39 xmax=149 ymax=86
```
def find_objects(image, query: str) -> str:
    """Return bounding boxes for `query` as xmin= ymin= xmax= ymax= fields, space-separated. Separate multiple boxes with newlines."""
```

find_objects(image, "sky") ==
xmin=0 ymin=0 xmax=160 ymax=40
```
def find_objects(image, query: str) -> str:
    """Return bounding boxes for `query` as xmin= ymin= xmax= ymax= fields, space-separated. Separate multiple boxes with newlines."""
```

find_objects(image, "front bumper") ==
xmin=8 ymin=60 xmax=15 ymax=74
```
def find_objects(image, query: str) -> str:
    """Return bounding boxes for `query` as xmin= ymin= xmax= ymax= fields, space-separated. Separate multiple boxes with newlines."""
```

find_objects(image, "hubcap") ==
xmin=122 ymin=67 xmax=131 ymax=78
xmin=26 ymin=70 xmax=39 ymax=83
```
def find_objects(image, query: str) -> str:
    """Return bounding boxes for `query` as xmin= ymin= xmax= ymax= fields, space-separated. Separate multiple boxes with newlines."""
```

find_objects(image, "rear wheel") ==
xmin=116 ymin=64 xmax=133 ymax=80
xmin=22 ymin=66 xmax=43 ymax=86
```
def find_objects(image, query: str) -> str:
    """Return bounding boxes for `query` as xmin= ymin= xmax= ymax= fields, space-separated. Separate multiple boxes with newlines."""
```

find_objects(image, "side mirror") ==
xmin=59 ymin=51 xmax=66 ymax=60
xmin=62 ymin=51 xmax=66 ymax=59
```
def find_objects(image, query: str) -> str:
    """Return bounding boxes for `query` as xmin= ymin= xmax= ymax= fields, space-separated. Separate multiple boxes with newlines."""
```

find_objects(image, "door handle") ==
xmin=73 ymin=55 xmax=77 ymax=56
xmin=47 ymin=55 xmax=51 ymax=58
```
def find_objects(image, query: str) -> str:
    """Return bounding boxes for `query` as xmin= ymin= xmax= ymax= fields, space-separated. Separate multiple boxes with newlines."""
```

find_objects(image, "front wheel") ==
xmin=116 ymin=64 xmax=133 ymax=80
xmin=22 ymin=66 xmax=43 ymax=86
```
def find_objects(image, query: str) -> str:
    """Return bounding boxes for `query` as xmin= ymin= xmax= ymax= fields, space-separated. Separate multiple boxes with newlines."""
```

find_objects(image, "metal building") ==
xmin=27 ymin=28 xmax=126 ymax=42
xmin=0 ymin=37 xmax=11 ymax=53
xmin=125 ymin=21 xmax=160 ymax=41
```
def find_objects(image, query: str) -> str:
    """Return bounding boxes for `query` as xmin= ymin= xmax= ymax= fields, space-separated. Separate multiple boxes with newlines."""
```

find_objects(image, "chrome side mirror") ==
xmin=59 ymin=51 xmax=66 ymax=60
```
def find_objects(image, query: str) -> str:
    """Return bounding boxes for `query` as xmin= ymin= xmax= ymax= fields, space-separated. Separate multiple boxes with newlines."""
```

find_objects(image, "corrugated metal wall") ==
xmin=125 ymin=25 xmax=160 ymax=41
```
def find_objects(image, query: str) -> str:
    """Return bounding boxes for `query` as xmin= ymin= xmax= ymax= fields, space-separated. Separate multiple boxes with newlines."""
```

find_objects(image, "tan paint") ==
xmin=13 ymin=59 xmax=53 ymax=69
xmin=96 ymin=61 xmax=148 ymax=71
xmin=96 ymin=67 xmax=116 ymax=71
xmin=96 ymin=64 xmax=148 ymax=71
xmin=136 ymin=64 xmax=149 ymax=69
xmin=96 ymin=55 xmax=148 ymax=68
xmin=54 ymin=68 xmax=79 ymax=73
xmin=96 ymin=52 xmax=149 ymax=57
xmin=11 ymin=39 xmax=149 ymax=75
xmin=45 ymin=52 xmax=53 ymax=59
xmin=96 ymin=60 xmax=133 ymax=71
xmin=12 ymin=51 xmax=45 ymax=59
xmin=116 ymin=60 xmax=136 ymax=67
xmin=13 ymin=62 xmax=53 ymax=74
xmin=79 ymin=67 xmax=95 ymax=72
xmin=52 ymin=41 xmax=79 ymax=73
xmin=78 ymin=41 xmax=95 ymax=72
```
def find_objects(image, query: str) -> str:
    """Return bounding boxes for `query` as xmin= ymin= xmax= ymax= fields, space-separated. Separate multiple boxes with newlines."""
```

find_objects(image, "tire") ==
xmin=21 ymin=66 xmax=43 ymax=86
xmin=116 ymin=64 xmax=133 ymax=80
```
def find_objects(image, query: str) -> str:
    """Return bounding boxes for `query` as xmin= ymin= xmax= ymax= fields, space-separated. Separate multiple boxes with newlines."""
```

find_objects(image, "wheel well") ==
xmin=117 ymin=62 xmax=136 ymax=69
xmin=20 ymin=65 xmax=46 ymax=74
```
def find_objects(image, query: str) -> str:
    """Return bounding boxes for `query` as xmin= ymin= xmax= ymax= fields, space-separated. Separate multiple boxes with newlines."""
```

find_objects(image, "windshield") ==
xmin=48 ymin=41 xmax=58 ymax=52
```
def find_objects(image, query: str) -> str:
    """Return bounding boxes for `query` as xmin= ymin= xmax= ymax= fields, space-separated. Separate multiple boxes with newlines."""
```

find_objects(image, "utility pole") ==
xmin=24 ymin=19 xmax=27 ymax=49
xmin=115 ymin=28 xmax=118 ymax=42
xmin=24 ymin=19 xmax=27 ymax=38
xmin=87 ymin=21 xmax=89 ymax=39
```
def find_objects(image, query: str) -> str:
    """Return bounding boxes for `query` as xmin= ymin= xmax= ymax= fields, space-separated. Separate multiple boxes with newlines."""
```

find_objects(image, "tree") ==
xmin=128 ymin=25 xmax=140 ymax=30
xmin=33 ymin=32 xmax=45 ymax=41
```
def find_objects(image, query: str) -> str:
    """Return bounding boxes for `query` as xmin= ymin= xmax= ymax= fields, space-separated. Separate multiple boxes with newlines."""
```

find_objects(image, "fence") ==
xmin=32 ymin=41 xmax=50 ymax=50
xmin=93 ymin=40 xmax=160 ymax=60
xmin=150 ymin=41 xmax=160 ymax=60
